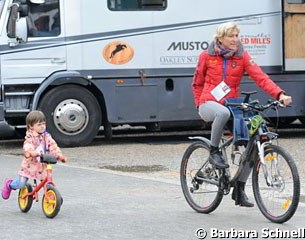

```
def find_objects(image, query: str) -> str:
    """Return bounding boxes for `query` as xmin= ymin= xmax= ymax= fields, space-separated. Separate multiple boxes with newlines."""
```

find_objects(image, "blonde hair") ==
xmin=26 ymin=110 xmax=46 ymax=130
xmin=213 ymin=22 xmax=240 ymax=42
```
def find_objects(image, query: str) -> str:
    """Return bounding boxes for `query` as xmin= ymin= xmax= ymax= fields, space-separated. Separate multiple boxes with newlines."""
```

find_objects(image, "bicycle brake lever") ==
xmin=277 ymin=100 xmax=287 ymax=108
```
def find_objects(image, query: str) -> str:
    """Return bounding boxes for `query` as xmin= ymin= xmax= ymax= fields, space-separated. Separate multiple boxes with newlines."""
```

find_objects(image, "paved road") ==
xmin=0 ymin=155 xmax=305 ymax=240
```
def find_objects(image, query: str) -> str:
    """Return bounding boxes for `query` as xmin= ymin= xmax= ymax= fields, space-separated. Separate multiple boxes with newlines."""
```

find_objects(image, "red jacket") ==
xmin=192 ymin=43 xmax=283 ymax=107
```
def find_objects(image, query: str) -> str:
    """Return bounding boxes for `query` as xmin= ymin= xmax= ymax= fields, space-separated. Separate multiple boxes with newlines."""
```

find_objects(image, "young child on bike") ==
xmin=192 ymin=22 xmax=292 ymax=207
xmin=1 ymin=110 xmax=67 ymax=200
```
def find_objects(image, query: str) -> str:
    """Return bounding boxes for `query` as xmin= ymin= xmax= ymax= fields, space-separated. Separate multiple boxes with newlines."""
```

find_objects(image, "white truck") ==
xmin=0 ymin=0 xmax=304 ymax=147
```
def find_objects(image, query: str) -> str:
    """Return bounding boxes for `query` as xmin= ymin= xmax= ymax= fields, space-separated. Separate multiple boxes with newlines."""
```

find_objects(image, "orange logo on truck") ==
xmin=103 ymin=41 xmax=134 ymax=65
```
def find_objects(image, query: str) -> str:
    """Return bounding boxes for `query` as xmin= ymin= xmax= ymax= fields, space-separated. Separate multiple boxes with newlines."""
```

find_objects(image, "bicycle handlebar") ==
xmin=40 ymin=154 xmax=58 ymax=164
xmin=24 ymin=152 xmax=67 ymax=163
xmin=225 ymin=100 xmax=287 ymax=112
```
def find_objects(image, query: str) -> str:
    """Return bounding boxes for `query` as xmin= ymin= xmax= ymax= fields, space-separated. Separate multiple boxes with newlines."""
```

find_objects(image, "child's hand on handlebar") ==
xmin=57 ymin=155 xmax=68 ymax=163
xmin=24 ymin=151 xmax=41 ymax=158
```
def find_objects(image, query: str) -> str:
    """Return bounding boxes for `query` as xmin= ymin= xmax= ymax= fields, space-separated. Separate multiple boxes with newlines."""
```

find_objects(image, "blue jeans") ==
xmin=10 ymin=176 xmax=29 ymax=190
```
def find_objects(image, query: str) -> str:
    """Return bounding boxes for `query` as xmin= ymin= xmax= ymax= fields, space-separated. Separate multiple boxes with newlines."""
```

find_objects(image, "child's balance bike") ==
xmin=18 ymin=154 xmax=63 ymax=218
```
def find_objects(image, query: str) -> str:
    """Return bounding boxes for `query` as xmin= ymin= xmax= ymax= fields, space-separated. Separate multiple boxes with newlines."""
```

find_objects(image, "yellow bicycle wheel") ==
xmin=18 ymin=184 xmax=33 ymax=213
xmin=42 ymin=185 xmax=62 ymax=218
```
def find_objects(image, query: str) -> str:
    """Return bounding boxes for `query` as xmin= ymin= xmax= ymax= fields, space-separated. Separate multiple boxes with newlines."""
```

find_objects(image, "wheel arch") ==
xmin=32 ymin=71 xmax=108 ymax=125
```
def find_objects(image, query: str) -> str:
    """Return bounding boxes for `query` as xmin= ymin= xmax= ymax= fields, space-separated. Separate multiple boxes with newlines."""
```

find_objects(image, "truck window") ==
xmin=27 ymin=0 xmax=60 ymax=37
xmin=108 ymin=0 xmax=166 ymax=11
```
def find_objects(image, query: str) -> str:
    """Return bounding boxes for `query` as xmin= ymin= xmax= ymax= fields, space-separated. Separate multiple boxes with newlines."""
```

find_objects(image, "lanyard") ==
xmin=37 ymin=132 xmax=47 ymax=154
xmin=222 ymin=58 xmax=228 ymax=82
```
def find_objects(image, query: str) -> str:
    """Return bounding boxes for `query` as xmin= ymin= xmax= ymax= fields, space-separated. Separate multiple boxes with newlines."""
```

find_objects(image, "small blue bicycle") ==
xmin=180 ymin=91 xmax=300 ymax=223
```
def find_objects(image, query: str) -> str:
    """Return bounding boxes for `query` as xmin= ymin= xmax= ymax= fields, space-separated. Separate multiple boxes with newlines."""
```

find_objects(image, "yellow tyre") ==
xmin=42 ymin=185 xmax=61 ymax=218
xmin=18 ymin=184 xmax=33 ymax=213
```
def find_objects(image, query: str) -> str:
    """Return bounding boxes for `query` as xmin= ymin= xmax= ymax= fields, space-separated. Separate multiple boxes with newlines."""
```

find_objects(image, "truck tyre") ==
xmin=39 ymin=85 xmax=101 ymax=147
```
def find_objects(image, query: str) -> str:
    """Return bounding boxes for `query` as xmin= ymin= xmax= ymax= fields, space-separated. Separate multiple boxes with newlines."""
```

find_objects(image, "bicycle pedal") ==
xmin=231 ymin=151 xmax=242 ymax=164
xmin=223 ymin=189 xmax=230 ymax=195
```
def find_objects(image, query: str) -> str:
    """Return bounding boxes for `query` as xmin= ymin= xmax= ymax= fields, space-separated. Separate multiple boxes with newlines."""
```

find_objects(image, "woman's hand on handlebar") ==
xmin=279 ymin=93 xmax=292 ymax=106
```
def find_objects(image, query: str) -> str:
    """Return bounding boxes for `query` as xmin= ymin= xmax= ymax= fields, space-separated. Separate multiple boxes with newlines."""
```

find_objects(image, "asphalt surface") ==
xmin=0 ymin=154 xmax=305 ymax=240
xmin=1 ymin=125 xmax=305 ymax=239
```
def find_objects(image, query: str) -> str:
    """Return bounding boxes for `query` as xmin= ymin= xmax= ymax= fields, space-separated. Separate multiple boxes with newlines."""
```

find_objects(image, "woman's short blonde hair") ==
xmin=213 ymin=22 xmax=240 ymax=41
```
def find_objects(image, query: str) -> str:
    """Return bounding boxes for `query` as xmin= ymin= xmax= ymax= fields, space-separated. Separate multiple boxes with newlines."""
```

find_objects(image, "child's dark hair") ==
xmin=26 ymin=111 xmax=46 ymax=130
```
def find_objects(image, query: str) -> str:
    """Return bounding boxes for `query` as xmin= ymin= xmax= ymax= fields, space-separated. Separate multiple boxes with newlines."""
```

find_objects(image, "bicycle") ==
xmin=180 ymin=91 xmax=300 ymax=223
xmin=18 ymin=154 xmax=64 ymax=218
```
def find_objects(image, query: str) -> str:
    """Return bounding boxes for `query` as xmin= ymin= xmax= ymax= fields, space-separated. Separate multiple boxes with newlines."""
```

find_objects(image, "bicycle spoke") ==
xmin=180 ymin=141 xmax=223 ymax=213
xmin=253 ymin=145 xmax=300 ymax=223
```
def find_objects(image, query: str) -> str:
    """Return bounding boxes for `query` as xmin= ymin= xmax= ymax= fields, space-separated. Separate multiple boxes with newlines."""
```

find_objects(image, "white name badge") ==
xmin=211 ymin=81 xmax=231 ymax=101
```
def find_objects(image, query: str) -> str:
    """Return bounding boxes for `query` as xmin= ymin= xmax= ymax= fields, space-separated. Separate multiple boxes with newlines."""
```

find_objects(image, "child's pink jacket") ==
xmin=18 ymin=130 xmax=63 ymax=181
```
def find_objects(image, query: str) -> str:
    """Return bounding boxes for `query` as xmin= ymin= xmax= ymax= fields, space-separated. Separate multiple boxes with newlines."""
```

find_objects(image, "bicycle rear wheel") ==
xmin=18 ymin=184 xmax=33 ymax=213
xmin=180 ymin=141 xmax=223 ymax=213
xmin=252 ymin=145 xmax=300 ymax=223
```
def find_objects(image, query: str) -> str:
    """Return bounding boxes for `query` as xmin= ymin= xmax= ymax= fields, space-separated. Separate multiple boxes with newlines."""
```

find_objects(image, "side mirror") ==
xmin=7 ymin=3 xmax=28 ymax=47
xmin=16 ymin=17 xmax=28 ymax=43
xmin=7 ymin=3 xmax=19 ymax=39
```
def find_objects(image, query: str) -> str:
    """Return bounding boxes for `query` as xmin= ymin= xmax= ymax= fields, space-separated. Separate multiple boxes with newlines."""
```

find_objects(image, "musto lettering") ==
xmin=160 ymin=41 xmax=208 ymax=65
xmin=167 ymin=41 xmax=209 ymax=51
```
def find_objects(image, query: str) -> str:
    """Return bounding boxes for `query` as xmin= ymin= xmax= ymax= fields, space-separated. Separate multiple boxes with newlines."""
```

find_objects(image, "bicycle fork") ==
xmin=257 ymin=140 xmax=275 ymax=186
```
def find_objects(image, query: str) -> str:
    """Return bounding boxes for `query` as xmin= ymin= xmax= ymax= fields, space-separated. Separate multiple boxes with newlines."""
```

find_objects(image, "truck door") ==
xmin=1 ymin=0 xmax=66 ymax=86
xmin=283 ymin=0 xmax=305 ymax=70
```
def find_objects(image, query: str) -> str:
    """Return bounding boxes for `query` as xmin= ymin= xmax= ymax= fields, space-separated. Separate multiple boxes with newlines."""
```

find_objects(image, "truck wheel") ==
xmin=39 ymin=85 xmax=101 ymax=147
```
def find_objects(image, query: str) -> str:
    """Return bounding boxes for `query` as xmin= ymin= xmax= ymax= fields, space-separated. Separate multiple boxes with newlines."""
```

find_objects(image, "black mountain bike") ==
xmin=180 ymin=92 xmax=300 ymax=223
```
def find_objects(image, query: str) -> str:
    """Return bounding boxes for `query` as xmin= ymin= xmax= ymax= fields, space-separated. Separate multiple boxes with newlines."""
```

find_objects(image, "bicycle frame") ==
xmin=218 ymin=131 xmax=276 ymax=194
xmin=194 ymin=98 xmax=280 ymax=192
xmin=221 ymin=97 xmax=284 ymax=191
xmin=19 ymin=163 xmax=55 ymax=202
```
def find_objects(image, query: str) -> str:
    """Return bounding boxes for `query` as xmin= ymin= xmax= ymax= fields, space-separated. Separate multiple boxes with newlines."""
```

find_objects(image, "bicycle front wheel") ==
xmin=252 ymin=144 xmax=300 ymax=223
xmin=180 ymin=141 xmax=223 ymax=213
xmin=42 ymin=185 xmax=62 ymax=218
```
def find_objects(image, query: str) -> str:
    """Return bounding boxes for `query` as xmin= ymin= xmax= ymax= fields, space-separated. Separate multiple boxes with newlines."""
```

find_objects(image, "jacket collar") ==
xmin=208 ymin=41 xmax=244 ymax=57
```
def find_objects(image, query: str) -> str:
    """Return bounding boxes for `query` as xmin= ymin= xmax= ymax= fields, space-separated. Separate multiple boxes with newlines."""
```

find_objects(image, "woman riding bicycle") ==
xmin=192 ymin=22 xmax=292 ymax=207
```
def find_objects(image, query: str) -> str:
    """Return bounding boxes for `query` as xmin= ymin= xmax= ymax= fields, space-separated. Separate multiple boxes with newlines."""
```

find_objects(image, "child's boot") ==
xmin=2 ymin=179 xmax=13 ymax=200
